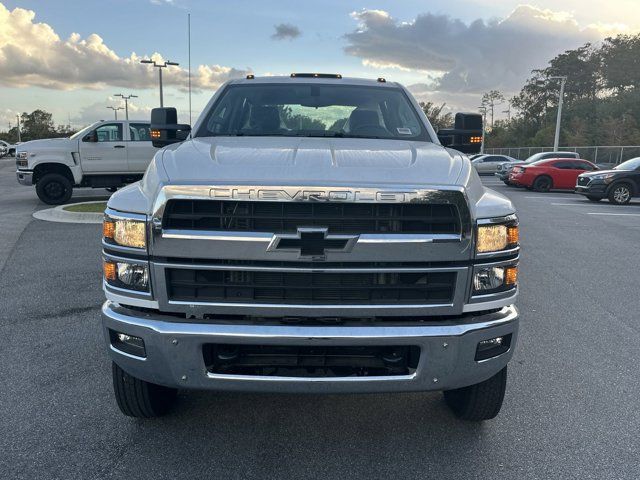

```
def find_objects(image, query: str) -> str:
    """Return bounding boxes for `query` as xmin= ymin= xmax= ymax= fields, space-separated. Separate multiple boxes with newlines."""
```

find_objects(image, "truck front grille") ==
xmin=203 ymin=344 xmax=420 ymax=377
xmin=166 ymin=268 xmax=456 ymax=305
xmin=162 ymin=199 xmax=461 ymax=235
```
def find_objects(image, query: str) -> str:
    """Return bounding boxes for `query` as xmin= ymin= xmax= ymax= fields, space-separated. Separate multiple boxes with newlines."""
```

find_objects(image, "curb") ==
xmin=33 ymin=201 xmax=104 ymax=224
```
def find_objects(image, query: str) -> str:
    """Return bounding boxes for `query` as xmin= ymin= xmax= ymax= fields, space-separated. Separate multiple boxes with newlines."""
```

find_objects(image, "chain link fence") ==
xmin=484 ymin=146 xmax=640 ymax=167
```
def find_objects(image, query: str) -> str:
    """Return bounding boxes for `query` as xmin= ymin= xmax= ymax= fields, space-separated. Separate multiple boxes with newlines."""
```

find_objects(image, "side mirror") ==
xmin=83 ymin=132 xmax=98 ymax=142
xmin=436 ymin=113 xmax=483 ymax=154
xmin=150 ymin=107 xmax=191 ymax=148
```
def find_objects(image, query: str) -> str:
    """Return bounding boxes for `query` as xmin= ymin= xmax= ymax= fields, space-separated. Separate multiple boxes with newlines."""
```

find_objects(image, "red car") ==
xmin=509 ymin=158 xmax=599 ymax=192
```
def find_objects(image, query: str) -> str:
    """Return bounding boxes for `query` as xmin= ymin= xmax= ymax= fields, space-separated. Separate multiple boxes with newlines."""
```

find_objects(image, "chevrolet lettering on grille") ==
xmin=266 ymin=227 xmax=359 ymax=259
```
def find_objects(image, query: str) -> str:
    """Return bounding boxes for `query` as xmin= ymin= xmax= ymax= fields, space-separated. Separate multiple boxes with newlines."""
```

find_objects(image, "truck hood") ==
xmin=18 ymin=137 xmax=75 ymax=151
xmin=160 ymin=137 xmax=465 ymax=187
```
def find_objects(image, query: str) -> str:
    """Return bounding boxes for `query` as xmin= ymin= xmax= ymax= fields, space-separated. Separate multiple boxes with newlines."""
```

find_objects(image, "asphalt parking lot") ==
xmin=1 ymin=158 xmax=640 ymax=480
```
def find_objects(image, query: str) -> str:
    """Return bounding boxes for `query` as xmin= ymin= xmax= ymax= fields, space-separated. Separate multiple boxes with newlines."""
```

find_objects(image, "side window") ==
xmin=129 ymin=123 xmax=151 ymax=142
xmin=574 ymin=161 xmax=594 ymax=171
xmin=95 ymin=124 xmax=122 ymax=142
xmin=554 ymin=161 xmax=572 ymax=169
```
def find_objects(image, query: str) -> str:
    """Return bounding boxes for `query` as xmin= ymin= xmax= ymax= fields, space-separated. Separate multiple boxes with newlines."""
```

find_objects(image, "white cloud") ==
xmin=74 ymin=98 xmax=153 ymax=124
xmin=0 ymin=4 xmax=250 ymax=91
xmin=345 ymin=5 xmax=631 ymax=95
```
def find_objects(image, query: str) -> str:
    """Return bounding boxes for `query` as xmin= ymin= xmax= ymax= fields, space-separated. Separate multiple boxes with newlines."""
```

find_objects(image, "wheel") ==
xmin=112 ymin=362 xmax=177 ymax=418
xmin=586 ymin=196 xmax=601 ymax=202
xmin=35 ymin=173 xmax=73 ymax=205
xmin=608 ymin=183 xmax=632 ymax=205
xmin=532 ymin=176 xmax=552 ymax=192
xmin=444 ymin=366 xmax=507 ymax=421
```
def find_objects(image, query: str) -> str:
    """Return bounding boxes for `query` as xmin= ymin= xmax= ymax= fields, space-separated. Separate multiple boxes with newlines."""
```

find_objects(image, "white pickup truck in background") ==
xmin=15 ymin=120 xmax=157 ymax=204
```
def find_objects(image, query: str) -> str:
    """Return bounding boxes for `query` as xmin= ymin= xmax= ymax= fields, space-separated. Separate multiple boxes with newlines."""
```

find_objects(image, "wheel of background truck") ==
xmin=35 ymin=173 xmax=73 ymax=205
xmin=587 ymin=196 xmax=601 ymax=202
xmin=443 ymin=366 xmax=507 ymax=421
xmin=112 ymin=362 xmax=177 ymax=418
xmin=532 ymin=175 xmax=552 ymax=192
xmin=608 ymin=183 xmax=632 ymax=205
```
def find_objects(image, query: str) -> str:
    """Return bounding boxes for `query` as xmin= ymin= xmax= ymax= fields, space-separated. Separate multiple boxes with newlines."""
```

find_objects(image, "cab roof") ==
xmin=229 ymin=75 xmax=400 ymax=88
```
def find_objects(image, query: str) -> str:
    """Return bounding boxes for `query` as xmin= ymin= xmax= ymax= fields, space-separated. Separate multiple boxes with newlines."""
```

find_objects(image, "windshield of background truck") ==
xmin=196 ymin=83 xmax=430 ymax=141
xmin=70 ymin=122 xmax=101 ymax=140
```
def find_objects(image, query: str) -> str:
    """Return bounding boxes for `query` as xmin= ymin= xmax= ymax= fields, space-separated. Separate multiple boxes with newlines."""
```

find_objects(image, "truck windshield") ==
xmin=70 ymin=122 xmax=101 ymax=139
xmin=196 ymin=83 xmax=429 ymax=141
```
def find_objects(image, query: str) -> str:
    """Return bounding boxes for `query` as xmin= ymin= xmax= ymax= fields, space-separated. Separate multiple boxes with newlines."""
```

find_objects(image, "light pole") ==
xmin=549 ymin=76 xmax=567 ymax=151
xmin=114 ymin=94 xmax=137 ymax=121
xmin=141 ymin=59 xmax=180 ymax=107
xmin=477 ymin=106 xmax=487 ymax=154
xmin=16 ymin=114 xmax=21 ymax=143
xmin=107 ymin=106 xmax=124 ymax=120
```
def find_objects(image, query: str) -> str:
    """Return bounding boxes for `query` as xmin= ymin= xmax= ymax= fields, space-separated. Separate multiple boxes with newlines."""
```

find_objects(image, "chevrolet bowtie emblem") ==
xmin=267 ymin=228 xmax=359 ymax=259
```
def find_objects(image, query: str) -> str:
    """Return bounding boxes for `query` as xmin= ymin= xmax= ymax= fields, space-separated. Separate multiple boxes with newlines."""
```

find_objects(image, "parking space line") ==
xmin=525 ymin=196 xmax=577 ymax=200
xmin=587 ymin=212 xmax=640 ymax=217
xmin=550 ymin=203 xmax=590 ymax=206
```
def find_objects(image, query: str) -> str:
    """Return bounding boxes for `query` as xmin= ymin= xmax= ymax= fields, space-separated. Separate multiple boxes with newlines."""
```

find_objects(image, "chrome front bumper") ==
xmin=16 ymin=170 xmax=33 ymax=186
xmin=102 ymin=301 xmax=519 ymax=393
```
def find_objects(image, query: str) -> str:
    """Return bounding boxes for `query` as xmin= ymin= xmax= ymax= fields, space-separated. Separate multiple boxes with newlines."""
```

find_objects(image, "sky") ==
xmin=1 ymin=0 xmax=639 ymax=130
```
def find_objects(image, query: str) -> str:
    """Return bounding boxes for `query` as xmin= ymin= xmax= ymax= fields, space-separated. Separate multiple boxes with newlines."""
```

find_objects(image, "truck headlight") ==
xmin=103 ymin=216 xmax=146 ymax=249
xmin=473 ymin=266 xmax=518 ymax=293
xmin=476 ymin=223 xmax=519 ymax=253
xmin=17 ymin=151 xmax=28 ymax=160
xmin=103 ymin=260 xmax=149 ymax=292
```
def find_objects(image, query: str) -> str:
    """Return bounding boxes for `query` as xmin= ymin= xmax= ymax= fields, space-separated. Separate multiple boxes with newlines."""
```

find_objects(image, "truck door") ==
xmin=79 ymin=123 xmax=128 ymax=173
xmin=126 ymin=122 xmax=157 ymax=173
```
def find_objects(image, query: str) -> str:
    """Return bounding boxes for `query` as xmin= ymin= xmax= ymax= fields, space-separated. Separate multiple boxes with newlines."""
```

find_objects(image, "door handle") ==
xmin=113 ymin=145 xmax=125 ymax=149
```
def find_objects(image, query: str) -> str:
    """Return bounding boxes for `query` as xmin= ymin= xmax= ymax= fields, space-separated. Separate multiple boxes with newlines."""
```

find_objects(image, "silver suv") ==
xmin=101 ymin=74 xmax=519 ymax=421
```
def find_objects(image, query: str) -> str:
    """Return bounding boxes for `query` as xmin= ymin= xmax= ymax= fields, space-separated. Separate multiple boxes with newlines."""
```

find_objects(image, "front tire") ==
xmin=608 ymin=183 xmax=632 ymax=205
xmin=532 ymin=176 xmax=552 ymax=192
xmin=35 ymin=173 xmax=73 ymax=205
xmin=112 ymin=362 xmax=177 ymax=418
xmin=444 ymin=366 xmax=507 ymax=421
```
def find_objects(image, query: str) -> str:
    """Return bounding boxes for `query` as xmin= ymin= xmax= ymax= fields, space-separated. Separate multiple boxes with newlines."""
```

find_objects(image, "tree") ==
xmin=20 ymin=109 xmax=56 ymax=141
xmin=419 ymin=101 xmax=453 ymax=131
xmin=486 ymin=33 xmax=640 ymax=148
xmin=481 ymin=90 xmax=505 ymax=128
xmin=599 ymin=35 xmax=640 ymax=94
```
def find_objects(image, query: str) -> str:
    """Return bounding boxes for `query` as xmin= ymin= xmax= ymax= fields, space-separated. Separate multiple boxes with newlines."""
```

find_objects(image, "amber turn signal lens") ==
xmin=103 ymin=220 xmax=115 ymax=239
xmin=150 ymin=129 xmax=161 ymax=139
xmin=103 ymin=261 xmax=117 ymax=281
xmin=505 ymin=266 xmax=518 ymax=286
xmin=507 ymin=226 xmax=519 ymax=245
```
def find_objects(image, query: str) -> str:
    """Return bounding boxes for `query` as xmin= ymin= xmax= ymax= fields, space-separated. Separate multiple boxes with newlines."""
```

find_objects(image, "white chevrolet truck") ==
xmin=15 ymin=120 xmax=156 ymax=204
xmin=101 ymin=74 xmax=520 ymax=421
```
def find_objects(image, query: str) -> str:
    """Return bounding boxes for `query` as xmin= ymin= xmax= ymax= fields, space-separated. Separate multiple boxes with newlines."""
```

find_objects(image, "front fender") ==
xmin=31 ymin=156 xmax=82 ymax=185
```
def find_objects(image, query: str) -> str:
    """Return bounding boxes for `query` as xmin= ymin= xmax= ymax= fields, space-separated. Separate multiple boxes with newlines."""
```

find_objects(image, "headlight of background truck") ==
xmin=103 ymin=216 xmax=146 ymax=249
